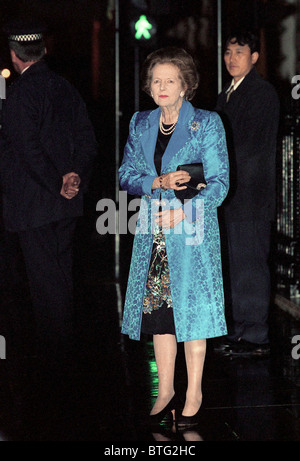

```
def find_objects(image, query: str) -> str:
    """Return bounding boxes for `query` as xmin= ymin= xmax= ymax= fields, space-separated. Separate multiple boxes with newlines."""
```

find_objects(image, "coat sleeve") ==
xmin=71 ymin=94 xmax=98 ymax=192
xmin=183 ymin=111 xmax=229 ymax=223
xmin=119 ymin=112 xmax=157 ymax=197
xmin=8 ymin=85 xmax=64 ymax=197
xmin=7 ymin=80 xmax=97 ymax=197
xmin=216 ymin=80 xmax=279 ymax=221
xmin=232 ymin=84 xmax=279 ymax=162
xmin=229 ymin=84 xmax=279 ymax=191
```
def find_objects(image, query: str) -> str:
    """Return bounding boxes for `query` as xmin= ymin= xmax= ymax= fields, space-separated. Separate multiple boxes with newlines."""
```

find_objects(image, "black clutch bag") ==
xmin=175 ymin=163 xmax=207 ymax=203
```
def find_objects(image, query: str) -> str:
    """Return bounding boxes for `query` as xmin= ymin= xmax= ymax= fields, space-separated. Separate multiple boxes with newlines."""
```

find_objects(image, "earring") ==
xmin=180 ymin=92 xmax=184 ymax=98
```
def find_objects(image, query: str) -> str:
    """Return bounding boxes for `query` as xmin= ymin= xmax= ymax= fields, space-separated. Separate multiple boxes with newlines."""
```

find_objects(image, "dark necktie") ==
xmin=226 ymin=86 xmax=235 ymax=102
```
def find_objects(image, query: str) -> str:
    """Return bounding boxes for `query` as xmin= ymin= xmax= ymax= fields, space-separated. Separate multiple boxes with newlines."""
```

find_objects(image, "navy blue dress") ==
xmin=141 ymin=126 xmax=176 ymax=335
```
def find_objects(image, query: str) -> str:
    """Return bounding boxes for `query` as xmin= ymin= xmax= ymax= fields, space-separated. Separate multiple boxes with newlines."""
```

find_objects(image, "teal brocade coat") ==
xmin=119 ymin=100 xmax=229 ymax=342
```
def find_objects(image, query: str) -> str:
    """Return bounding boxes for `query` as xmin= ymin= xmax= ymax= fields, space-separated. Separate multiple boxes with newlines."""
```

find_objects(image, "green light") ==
xmin=135 ymin=14 xmax=153 ymax=40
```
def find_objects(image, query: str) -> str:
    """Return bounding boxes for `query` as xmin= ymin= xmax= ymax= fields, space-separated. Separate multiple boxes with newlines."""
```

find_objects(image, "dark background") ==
xmin=0 ymin=0 xmax=297 ymax=283
xmin=0 ymin=0 xmax=296 ymax=125
xmin=0 ymin=1 xmax=299 ymax=443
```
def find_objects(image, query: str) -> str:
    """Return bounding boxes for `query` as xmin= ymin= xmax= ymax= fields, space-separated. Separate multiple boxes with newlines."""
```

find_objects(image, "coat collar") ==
xmin=218 ymin=67 xmax=261 ymax=117
xmin=7 ymin=60 xmax=49 ymax=95
xmin=224 ymin=66 xmax=259 ymax=94
xmin=19 ymin=60 xmax=48 ymax=79
xmin=141 ymin=99 xmax=195 ymax=174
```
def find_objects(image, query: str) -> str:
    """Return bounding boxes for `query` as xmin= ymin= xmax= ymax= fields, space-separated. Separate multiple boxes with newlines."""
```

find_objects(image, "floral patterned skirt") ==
xmin=141 ymin=229 xmax=176 ymax=335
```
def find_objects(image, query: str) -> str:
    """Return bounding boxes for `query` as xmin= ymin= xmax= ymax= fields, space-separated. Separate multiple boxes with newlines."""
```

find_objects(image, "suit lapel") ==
xmin=221 ymin=68 xmax=258 ymax=124
xmin=140 ymin=107 xmax=160 ymax=175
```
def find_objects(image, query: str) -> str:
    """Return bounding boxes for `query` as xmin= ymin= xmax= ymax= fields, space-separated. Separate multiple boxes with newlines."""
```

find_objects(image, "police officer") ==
xmin=0 ymin=21 xmax=98 ymax=366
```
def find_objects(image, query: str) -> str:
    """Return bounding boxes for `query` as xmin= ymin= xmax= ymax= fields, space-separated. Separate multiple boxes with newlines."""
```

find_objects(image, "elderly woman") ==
xmin=119 ymin=47 xmax=229 ymax=428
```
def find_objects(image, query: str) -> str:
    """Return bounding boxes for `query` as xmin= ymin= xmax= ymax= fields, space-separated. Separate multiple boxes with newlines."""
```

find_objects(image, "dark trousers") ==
xmin=18 ymin=218 xmax=77 ymax=361
xmin=224 ymin=220 xmax=272 ymax=344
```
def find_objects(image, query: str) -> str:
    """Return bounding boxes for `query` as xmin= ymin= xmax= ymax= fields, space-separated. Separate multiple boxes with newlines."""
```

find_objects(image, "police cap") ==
xmin=3 ymin=19 xmax=47 ymax=42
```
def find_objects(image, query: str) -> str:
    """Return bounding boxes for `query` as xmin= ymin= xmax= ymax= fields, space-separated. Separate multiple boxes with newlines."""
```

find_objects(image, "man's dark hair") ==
xmin=8 ymin=39 xmax=46 ymax=62
xmin=225 ymin=30 xmax=260 ymax=54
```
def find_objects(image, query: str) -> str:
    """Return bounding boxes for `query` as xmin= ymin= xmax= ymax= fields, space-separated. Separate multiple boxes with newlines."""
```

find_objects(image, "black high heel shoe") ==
xmin=149 ymin=395 xmax=177 ymax=426
xmin=176 ymin=405 xmax=203 ymax=429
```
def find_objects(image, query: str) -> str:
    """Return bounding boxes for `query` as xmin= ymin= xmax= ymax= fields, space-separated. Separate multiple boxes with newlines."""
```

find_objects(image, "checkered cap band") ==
xmin=8 ymin=33 xmax=43 ymax=42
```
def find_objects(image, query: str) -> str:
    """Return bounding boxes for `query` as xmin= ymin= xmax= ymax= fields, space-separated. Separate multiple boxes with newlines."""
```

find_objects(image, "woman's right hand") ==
xmin=155 ymin=207 xmax=186 ymax=228
xmin=152 ymin=171 xmax=191 ymax=190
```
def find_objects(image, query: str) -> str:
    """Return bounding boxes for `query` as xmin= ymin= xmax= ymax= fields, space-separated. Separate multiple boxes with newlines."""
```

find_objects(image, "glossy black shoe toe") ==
xmin=177 ymin=405 xmax=203 ymax=429
xmin=230 ymin=340 xmax=270 ymax=357
xmin=213 ymin=338 xmax=239 ymax=354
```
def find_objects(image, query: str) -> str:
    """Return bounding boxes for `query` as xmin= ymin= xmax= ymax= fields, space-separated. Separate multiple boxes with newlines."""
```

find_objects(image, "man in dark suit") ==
xmin=215 ymin=30 xmax=279 ymax=356
xmin=0 ymin=22 xmax=98 ymax=366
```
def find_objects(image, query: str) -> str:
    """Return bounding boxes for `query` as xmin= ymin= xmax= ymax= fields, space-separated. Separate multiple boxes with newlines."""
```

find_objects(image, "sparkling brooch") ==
xmin=190 ymin=121 xmax=200 ymax=131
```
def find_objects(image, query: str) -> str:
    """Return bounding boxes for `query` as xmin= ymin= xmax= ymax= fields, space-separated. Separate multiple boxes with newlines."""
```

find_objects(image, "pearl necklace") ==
xmin=159 ymin=114 xmax=178 ymax=135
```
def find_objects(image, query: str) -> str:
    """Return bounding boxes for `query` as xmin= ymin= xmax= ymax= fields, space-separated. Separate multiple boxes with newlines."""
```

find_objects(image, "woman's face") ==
xmin=150 ymin=63 xmax=185 ymax=110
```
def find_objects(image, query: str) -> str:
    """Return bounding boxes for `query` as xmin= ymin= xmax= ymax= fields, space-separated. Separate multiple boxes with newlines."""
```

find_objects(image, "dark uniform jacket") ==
xmin=216 ymin=67 xmax=280 ymax=223
xmin=0 ymin=60 xmax=98 ymax=232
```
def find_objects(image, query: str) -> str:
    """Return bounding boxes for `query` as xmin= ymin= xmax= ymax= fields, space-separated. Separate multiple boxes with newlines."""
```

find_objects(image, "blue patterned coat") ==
xmin=119 ymin=99 xmax=229 ymax=342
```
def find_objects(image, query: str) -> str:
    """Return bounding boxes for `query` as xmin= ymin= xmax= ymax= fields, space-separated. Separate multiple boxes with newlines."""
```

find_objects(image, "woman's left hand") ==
xmin=155 ymin=208 xmax=186 ymax=229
